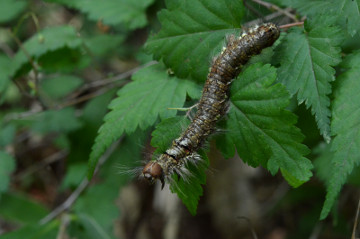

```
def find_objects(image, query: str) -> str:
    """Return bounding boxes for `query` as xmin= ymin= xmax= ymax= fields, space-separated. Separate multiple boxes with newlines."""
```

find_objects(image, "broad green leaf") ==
xmin=30 ymin=107 xmax=82 ymax=133
xmin=0 ymin=0 xmax=27 ymax=23
xmin=277 ymin=0 xmax=360 ymax=36
xmin=0 ymin=54 xmax=12 ymax=97
xmin=0 ymin=221 xmax=58 ymax=239
xmin=0 ymin=192 xmax=49 ymax=224
xmin=0 ymin=151 xmax=15 ymax=195
xmin=88 ymin=63 xmax=201 ymax=179
xmin=0 ymin=123 xmax=16 ymax=147
xmin=320 ymin=52 xmax=360 ymax=219
xmin=151 ymin=116 xmax=209 ymax=215
xmin=45 ymin=0 xmax=154 ymax=29
xmin=224 ymin=63 xmax=312 ymax=187
xmin=40 ymin=75 xmax=83 ymax=100
xmin=11 ymin=25 xmax=83 ymax=78
xmin=145 ymin=0 xmax=245 ymax=82
xmin=276 ymin=17 xmax=343 ymax=143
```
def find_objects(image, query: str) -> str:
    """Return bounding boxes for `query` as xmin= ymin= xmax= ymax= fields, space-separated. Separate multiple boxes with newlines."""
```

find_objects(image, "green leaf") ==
xmin=0 ymin=192 xmax=49 ymax=224
xmin=85 ymin=34 xmax=125 ymax=57
xmin=88 ymin=63 xmax=200 ymax=179
xmin=0 ymin=0 xmax=27 ymax=23
xmin=224 ymin=63 xmax=312 ymax=187
xmin=30 ymin=107 xmax=82 ymax=134
xmin=0 ymin=222 xmax=58 ymax=239
xmin=11 ymin=25 xmax=83 ymax=78
xmin=0 ymin=54 xmax=12 ymax=97
xmin=76 ymin=214 xmax=115 ymax=239
xmin=40 ymin=75 xmax=83 ymax=100
xmin=60 ymin=162 xmax=87 ymax=190
xmin=0 ymin=151 xmax=16 ymax=195
xmin=145 ymin=0 xmax=245 ymax=82
xmin=151 ymin=116 xmax=209 ymax=215
xmin=320 ymin=51 xmax=360 ymax=219
xmin=276 ymin=17 xmax=343 ymax=143
xmin=278 ymin=0 xmax=360 ymax=36
xmin=45 ymin=0 xmax=154 ymax=29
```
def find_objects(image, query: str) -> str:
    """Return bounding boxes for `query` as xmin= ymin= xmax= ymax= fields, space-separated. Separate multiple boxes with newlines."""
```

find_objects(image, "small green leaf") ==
xmin=224 ymin=63 xmax=312 ymax=187
xmin=0 ymin=0 xmax=27 ymax=23
xmin=40 ymin=75 xmax=83 ymax=100
xmin=0 ymin=123 xmax=16 ymax=147
xmin=11 ymin=25 xmax=83 ymax=78
xmin=88 ymin=63 xmax=200 ymax=179
xmin=151 ymin=116 xmax=209 ymax=215
xmin=30 ymin=107 xmax=82 ymax=134
xmin=60 ymin=162 xmax=87 ymax=190
xmin=276 ymin=17 xmax=343 ymax=142
xmin=278 ymin=0 xmax=360 ymax=36
xmin=145 ymin=0 xmax=245 ymax=82
xmin=320 ymin=51 xmax=360 ymax=219
xmin=0 ymin=151 xmax=16 ymax=195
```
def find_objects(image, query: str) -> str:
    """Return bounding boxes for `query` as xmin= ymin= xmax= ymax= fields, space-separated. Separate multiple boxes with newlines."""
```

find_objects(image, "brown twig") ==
xmin=237 ymin=216 xmax=258 ymax=239
xmin=13 ymin=150 xmax=68 ymax=182
xmin=279 ymin=21 xmax=304 ymax=29
xmin=352 ymin=196 xmax=360 ymax=239
xmin=251 ymin=0 xmax=298 ymax=22
xmin=4 ymin=62 xmax=158 ymax=122
xmin=80 ymin=61 xmax=157 ymax=90
xmin=0 ymin=42 xmax=14 ymax=57
xmin=39 ymin=137 xmax=123 ymax=225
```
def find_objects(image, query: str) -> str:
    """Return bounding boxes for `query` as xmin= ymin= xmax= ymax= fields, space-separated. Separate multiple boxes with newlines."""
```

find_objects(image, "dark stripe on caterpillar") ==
xmin=142 ymin=23 xmax=280 ymax=189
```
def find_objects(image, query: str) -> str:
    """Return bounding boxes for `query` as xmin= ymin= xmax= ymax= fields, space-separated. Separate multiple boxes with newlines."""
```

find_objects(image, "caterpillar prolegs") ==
xmin=143 ymin=23 xmax=280 ymax=189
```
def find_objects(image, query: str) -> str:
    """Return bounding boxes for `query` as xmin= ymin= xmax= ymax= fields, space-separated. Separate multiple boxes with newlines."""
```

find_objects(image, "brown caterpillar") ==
xmin=143 ymin=23 xmax=280 ymax=189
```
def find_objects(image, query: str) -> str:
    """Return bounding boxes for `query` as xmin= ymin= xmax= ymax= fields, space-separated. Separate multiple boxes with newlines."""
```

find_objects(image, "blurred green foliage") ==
xmin=0 ymin=0 xmax=360 ymax=238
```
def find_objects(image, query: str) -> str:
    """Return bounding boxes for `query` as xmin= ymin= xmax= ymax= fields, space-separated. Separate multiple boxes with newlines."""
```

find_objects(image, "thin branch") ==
xmin=309 ymin=223 xmax=322 ymax=239
xmin=279 ymin=22 xmax=304 ymax=29
xmin=237 ymin=216 xmax=258 ymax=239
xmin=251 ymin=0 xmax=298 ymax=22
xmin=80 ymin=61 xmax=157 ymax=90
xmin=39 ymin=138 xmax=123 ymax=225
xmin=0 ymin=42 xmax=14 ymax=57
xmin=245 ymin=8 xmax=293 ymax=27
xmin=14 ymin=150 xmax=68 ymax=182
xmin=352 ymin=196 xmax=360 ymax=239
xmin=243 ymin=0 xmax=264 ymax=18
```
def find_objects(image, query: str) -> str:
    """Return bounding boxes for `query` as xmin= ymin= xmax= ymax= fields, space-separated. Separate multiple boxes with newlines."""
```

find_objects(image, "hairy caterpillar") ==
xmin=143 ymin=23 xmax=280 ymax=189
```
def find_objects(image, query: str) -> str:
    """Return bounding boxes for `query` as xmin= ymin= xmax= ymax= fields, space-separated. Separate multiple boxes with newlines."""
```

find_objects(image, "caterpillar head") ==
xmin=142 ymin=161 xmax=165 ymax=189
